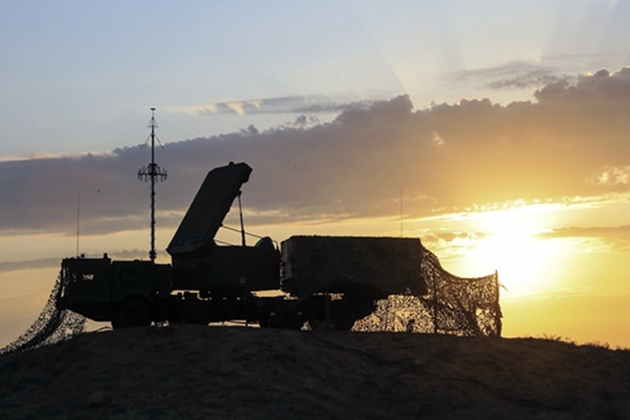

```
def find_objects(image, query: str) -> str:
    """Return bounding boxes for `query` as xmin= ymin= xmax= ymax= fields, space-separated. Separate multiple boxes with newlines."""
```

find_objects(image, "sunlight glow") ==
xmin=466 ymin=210 xmax=562 ymax=295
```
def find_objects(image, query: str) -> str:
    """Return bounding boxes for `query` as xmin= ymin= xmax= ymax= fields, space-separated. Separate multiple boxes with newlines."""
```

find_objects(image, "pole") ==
xmin=149 ymin=118 xmax=156 ymax=261
xmin=76 ymin=194 xmax=80 ymax=256
xmin=432 ymin=278 xmax=438 ymax=334
xmin=400 ymin=187 xmax=403 ymax=237
xmin=495 ymin=270 xmax=502 ymax=337
xmin=238 ymin=192 xmax=246 ymax=246
xmin=138 ymin=108 xmax=167 ymax=263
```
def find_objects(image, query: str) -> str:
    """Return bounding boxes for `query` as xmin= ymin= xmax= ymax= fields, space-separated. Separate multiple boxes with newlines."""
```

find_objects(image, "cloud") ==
xmin=2 ymin=67 xmax=630 ymax=240
xmin=421 ymin=230 xmax=487 ymax=244
xmin=0 ymin=249 xmax=160 ymax=273
xmin=536 ymin=225 xmax=630 ymax=240
xmin=534 ymin=67 xmax=630 ymax=103
xmin=486 ymin=70 xmax=569 ymax=91
xmin=166 ymin=94 xmax=372 ymax=117
xmin=448 ymin=61 xmax=569 ymax=91
xmin=535 ymin=225 xmax=630 ymax=252
xmin=595 ymin=165 xmax=630 ymax=186
xmin=0 ymin=258 xmax=60 ymax=273
xmin=419 ymin=230 xmax=491 ymax=259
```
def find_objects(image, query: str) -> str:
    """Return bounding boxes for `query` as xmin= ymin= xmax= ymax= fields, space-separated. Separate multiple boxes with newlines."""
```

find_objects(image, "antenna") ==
xmin=138 ymin=108 xmax=167 ymax=262
xmin=400 ymin=187 xmax=403 ymax=237
xmin=76 ymin=193 xmax=80 ymax=256
xmin=237 ymin=191 xmax=246 ymax=246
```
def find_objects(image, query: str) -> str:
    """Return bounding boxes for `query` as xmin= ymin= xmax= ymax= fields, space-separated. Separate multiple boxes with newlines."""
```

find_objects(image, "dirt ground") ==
xmin=0 ymin=325 xmax=629 ymax=420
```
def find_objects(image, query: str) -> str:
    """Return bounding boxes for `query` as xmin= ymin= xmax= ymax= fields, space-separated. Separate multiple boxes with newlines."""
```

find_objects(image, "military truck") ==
xmin=56 ymin=162 xmax=427 ymax=330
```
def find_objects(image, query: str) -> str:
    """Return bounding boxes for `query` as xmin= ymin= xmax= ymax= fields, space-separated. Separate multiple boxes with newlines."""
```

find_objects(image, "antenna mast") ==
xmin=76 ymin=194 xmax=80 ymax=256
xmin=138 ymin=108 xmax=167 ymax=262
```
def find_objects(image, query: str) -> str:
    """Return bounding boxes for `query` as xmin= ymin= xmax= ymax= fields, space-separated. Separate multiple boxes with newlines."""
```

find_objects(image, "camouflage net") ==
xmin=0 ymin=272 xmax=86 ymax=357
xmin=354 ymin=245 xmax=502 ymax=336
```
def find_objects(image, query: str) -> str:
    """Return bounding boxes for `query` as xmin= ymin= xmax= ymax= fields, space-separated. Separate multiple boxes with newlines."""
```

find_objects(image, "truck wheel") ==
xmin=112 ymin=299 xmax=152 ymax=329
xmin=258 ymin=313 xmax=271 ymax=328
xmin=284 ymin=312 xmax=305 ymax=330
xmin=178 ymin=300 xmax=209 ymax=325
xmin=333 ymin=316 xmax=355 ymax=331
xmin=332 ymin=303 xmax=356 ymax=331
xmin=308 ymin=319 xmax=334 ymax=330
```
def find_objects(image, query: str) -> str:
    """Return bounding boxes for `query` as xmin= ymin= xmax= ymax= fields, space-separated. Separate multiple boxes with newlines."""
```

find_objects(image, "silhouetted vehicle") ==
xmin=56 ymin=162 xmax=426 ymax=330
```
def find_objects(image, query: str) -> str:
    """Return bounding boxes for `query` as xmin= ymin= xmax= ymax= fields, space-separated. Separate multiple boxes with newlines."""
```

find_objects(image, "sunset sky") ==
xmin=2 ymin=0 xmax=630 ymax=348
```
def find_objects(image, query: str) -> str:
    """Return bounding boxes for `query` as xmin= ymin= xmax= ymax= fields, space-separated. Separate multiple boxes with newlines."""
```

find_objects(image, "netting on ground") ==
xmin=0 ymin=272 xmax=86 ymax=357
xmin=354 ymin=245 xmax=502 ymax=336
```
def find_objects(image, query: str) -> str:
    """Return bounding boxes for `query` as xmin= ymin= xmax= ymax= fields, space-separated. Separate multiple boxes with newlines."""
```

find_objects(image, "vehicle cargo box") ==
xmin=281 ymin=236 xmax=427 ymax=301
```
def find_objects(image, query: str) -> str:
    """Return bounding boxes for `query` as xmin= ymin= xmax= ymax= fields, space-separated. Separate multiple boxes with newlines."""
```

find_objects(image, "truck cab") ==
xmin=57 ymin=254 xmax=171 ymax=324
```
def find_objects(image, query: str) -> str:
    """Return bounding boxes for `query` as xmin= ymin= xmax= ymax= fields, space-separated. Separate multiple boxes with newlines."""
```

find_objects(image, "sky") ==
xmin=2 ymin=0 xmax=630 ymax=348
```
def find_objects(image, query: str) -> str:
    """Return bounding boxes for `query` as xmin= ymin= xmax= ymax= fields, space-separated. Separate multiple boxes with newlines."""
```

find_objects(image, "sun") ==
xmin=465 ymin=210 xmax=561 ymax=295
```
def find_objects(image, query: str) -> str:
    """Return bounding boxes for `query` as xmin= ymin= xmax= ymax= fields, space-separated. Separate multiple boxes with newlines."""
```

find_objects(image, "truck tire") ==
xmin=258 ymin=312 xmax=271 ymax=328
xmin=333 ymin=315 xmax=355 ymax=331
xmin=112 ymin=299 xmax=152 ymax=329
xmin=332 ymin=302 xmax=356 ymax=331
xmin=284 ymin=312 xmax=305 ymax=330
xmin=178 ymin=299 xmax=209 ymax=325
xmin=258 ymin=311 xmax=303 ymax=329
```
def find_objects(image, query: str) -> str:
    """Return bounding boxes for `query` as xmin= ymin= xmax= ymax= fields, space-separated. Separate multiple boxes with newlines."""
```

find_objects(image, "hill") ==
xmin=0 ymin=325 xmax=628 ymax=420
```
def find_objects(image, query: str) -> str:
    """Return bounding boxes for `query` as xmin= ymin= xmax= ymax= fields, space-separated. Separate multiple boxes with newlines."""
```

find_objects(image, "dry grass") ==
xmin=0 ymin=326 xmax=629 ymax=420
